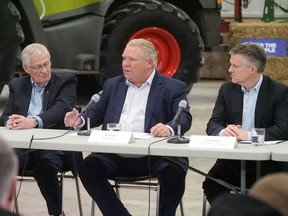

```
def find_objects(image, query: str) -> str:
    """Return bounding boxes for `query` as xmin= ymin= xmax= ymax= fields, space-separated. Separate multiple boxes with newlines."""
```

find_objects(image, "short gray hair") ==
xmin=21 ymin=43 xmax=50 ymax=65
xmin=126 ymin=38 xmax=158 ymax=68
xmin=0 ymin=137 xmax=18 ymax=205
xmin=229 ymin=42 xmax=266 ymax=73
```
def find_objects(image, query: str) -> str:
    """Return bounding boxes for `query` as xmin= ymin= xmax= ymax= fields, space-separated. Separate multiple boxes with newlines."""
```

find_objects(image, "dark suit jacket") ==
xmin=0 ymin=73 xmax=80 ymax=175
xmin=85 ymin=72 xmax=192 ymax=170
xmin=207 ymin=75 xmax=288 ymax=141
xmin=87 ymin=72 xmax=192 ymax=133
xmin=0 ymin=73 xmax=77 ymax=129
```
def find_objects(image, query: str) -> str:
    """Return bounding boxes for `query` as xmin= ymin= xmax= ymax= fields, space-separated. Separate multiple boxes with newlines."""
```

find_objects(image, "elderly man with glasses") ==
xmin=0 ymin=43 xmax=78 ymax=216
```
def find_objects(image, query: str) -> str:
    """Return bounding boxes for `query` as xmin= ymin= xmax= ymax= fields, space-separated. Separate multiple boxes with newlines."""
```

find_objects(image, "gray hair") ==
xmin=0 ymin=137 xmax=18 ymax=205
xmin=21 ymin=43 xmax=50 ymax=65
xmin=229 ymin=42 xmax=266 ymax=73
xmin=126 ymin=38 xmax=158 ymax=68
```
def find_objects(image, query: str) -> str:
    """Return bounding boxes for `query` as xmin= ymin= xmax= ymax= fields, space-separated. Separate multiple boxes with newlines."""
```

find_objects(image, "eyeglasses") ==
xmin=28 ymin=60 xmax=51 ymax=71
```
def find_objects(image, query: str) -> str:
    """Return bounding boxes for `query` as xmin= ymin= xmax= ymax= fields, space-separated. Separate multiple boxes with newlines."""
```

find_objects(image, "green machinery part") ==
xmin=262 ymin=0 xmax=288 ymax=22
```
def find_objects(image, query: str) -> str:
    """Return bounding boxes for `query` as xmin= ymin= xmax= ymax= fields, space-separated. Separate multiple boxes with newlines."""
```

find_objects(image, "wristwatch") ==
xmin=32 ymin=117 xmax=39 ymax=128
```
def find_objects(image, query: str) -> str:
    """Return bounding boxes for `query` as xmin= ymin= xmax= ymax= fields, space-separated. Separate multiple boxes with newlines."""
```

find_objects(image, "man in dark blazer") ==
xmin=202 ymin=43 xmax=288 ymax=204
xmin=0 ymin=73 xmax=77 ymax=129
xmin=64 ymin=38 xmax=192 ymax=216
xmin=0 ymin=43 xmax=77 ymax=216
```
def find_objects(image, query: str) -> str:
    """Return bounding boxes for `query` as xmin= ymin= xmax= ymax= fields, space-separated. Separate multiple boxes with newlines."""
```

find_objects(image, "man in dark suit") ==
xmin=0 ymin=43 xmax=77 ymax=216
xmin=202 ymin=43 xmax=288 ymax=204
xmin=64 ymin=38 xmax=192 ymax=216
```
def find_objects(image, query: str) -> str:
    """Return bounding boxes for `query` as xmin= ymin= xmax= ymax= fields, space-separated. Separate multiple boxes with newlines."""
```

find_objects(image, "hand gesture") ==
xmin=64 ymin=108 xmax=82 ymax=127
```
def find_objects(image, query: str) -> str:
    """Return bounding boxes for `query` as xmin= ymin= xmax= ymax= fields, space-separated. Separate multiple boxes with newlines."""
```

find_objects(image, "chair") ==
xmin=14 ymin=151 xmax=83 ymax=216
xmin=202 ymin=193 xmax=208 ymax=216
xmin=90 ymin=175 xmax=185 ymax=216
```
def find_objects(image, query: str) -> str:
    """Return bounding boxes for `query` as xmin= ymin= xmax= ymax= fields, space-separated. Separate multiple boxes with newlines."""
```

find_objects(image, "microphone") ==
xmin=77 ymin=94 xmax=99 ymax=136
xmin=168 ymin=100 xmax=189 ymax=144
xmin=172 ymin=100 xmax=187 ymax=126
xmin=79 ymin=94 xmax=100 ymax=117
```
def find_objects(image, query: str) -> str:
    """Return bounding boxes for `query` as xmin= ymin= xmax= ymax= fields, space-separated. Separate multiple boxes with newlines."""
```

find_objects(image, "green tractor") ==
xmin=0 ymin=0 xmax=222 ymax=98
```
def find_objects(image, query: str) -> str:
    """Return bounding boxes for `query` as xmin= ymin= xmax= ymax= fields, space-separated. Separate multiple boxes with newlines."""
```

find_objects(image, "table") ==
xmin=0 ymin=127 xmax=155 ymax=155
xmin=0 ymin=127 xmax=275 ymax=193
xmin=271 ymin=141 xmax=288 ymax=162
xmin=0 ymin=127 xmax=274 ymax=158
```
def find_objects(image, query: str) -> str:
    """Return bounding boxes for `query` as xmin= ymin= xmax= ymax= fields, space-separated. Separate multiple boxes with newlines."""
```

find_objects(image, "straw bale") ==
xmin=229 ymin=22 xmax=288 ymax=48
xmin=265 ymin=56 xmax=288 ymax=85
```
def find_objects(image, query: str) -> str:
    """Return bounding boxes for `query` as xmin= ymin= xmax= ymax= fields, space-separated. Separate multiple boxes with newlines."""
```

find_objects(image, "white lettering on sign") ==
xmin=255 ymin=42 xmax=277 ymax=54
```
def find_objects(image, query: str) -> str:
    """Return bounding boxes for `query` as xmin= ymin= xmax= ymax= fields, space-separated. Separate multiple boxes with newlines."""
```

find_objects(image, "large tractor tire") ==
xmin=0 ymin=0 xmax=24 ymax=92
xmin=100 ymin=0 xmax=204 ymax=92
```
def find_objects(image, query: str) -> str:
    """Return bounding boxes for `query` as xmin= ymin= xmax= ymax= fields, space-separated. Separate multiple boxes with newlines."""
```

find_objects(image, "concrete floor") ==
xmin=3 ymin=79 xmax=225 ymax=216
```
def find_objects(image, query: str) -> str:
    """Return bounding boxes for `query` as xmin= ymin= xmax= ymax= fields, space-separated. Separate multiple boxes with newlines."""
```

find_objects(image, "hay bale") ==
xmin=265 ymin=56 xmax=288 ymax=85
xmin=229 ymin=22 xmax=288 ymax=49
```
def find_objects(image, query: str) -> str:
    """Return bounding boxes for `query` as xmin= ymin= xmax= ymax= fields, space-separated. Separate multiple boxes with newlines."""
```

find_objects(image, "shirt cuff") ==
xmin=33 ymin=116 xmax=43 ymax=128
xmin=166 ymin=125 xmax=175 ymax=136
xmin=73 ymin=116 xmax=85 ymax=131
xmin=247 ymin=131 xmax=251 ymax=141
xmin=219 ymin=129 xmax=225 ymax=136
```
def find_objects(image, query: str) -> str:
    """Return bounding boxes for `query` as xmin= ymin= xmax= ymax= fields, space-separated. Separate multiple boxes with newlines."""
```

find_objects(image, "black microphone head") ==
xmin=91 ymin=94 xmax=100 ymax=103
xmin=179 ymin=100 xmax=187 ymax=109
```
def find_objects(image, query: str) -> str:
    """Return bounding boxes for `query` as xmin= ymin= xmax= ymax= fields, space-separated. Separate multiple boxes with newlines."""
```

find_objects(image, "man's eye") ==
xmin=34 ymin=65 xmax=42 ymax=70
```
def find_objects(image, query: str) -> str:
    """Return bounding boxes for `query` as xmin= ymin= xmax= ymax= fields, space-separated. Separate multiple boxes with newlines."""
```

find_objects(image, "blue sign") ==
xmin=241 ymin=38 xmax=287 ymax=56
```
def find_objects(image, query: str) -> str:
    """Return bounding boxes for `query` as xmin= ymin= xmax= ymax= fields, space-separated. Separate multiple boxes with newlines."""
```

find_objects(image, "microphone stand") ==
xmin=167 ymin=119 xmax=190 ymax=144
xmin=77 ymin=115 xmax=92 ymax=136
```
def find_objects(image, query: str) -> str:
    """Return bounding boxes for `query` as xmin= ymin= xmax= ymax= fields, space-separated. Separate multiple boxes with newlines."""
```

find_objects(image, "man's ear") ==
xmin=22 ymin=65 xmax=29 ymax=74
xmin=147 ymin=58 xmax=153 ymax=69
xmin=250 ymin=65 xmax=258 ymax=74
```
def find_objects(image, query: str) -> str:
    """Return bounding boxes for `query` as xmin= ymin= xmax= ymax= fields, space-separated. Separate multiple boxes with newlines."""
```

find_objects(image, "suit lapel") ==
xmin=144 ymin=73 xmax=162 ymax=131
xmin=113 ymin=78 xmax=128 ymax=122
xmin=230 ymin=85 xmax=243 ymax=125
xmin=42 ymin=75 xmax=55 ymax=110
xmin=255 ymin=76 xmax=270 ymax=127
xmin=20 ymin=78 xmax=33 ymax=115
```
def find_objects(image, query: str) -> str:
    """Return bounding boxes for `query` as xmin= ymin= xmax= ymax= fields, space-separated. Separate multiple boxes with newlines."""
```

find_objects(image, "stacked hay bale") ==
xmin=229 ymin=22 xmax=288 ymax=85
xmin=266 ymin=57 xmax=288 ymax=85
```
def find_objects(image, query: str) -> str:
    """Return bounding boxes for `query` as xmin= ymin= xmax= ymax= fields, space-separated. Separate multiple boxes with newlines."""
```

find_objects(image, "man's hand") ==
xmin=223 ymin=124 xmax=248 ymax=140
xmin=7 ymin=114 xmax=35 ymax=130
xmin=150 ymin=123 xmax=172 ymax=137
xmin=64 ymin=108 xmax=82 ymax=127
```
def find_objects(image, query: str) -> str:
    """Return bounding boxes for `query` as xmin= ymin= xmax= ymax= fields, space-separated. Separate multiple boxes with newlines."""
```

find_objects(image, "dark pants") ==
xmin=202 ymin=159 xmax=282 ymax=204
xmin=15 ymin=149 xmax=64 ymax=216
xmin=80 ymin=153 xmax=187 ymax=216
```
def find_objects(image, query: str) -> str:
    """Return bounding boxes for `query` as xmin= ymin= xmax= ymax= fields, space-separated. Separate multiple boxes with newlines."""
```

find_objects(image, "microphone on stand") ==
xmin=78 ymin=94 xmax=100 ymax=117
xmin=172 ymin=100 xmax=187 ymax=126
xmin=167 ymin=100 xmax=190 ymax=144
xmin=77 ymin=94 xmax=100 ymax=136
